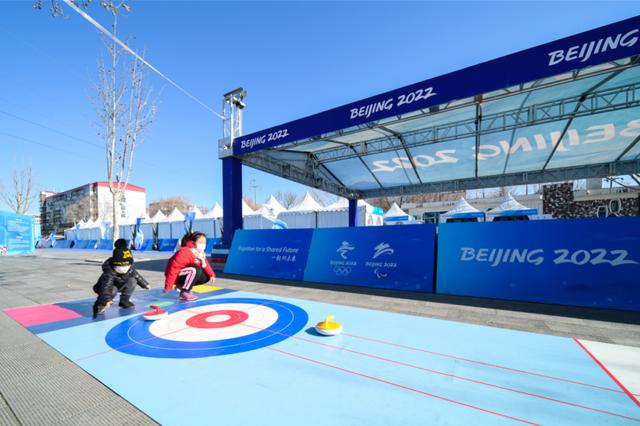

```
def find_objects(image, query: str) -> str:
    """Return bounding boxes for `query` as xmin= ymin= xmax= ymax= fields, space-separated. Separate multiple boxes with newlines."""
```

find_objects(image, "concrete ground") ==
xmin=1 ymin=249 xmax=639 ymax=425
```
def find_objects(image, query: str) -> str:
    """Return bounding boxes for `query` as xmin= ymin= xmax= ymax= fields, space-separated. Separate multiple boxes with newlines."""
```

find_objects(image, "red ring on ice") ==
xmin=186 ymin=310 xmax=249 ymax=329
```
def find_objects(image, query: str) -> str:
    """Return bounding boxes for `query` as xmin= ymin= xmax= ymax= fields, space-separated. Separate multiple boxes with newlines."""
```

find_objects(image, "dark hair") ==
xmin=114 ymin=238 xmax=128 ymax=249
xmin=180 ymin=232 xmax=207 ymax=247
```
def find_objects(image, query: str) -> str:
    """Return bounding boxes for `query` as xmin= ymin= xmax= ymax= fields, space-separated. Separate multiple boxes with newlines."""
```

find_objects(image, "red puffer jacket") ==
xmin=164 ymin=240 xmax=215 ymax=290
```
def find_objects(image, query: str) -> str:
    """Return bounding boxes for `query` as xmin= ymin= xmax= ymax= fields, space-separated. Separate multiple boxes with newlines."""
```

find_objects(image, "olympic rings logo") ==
xmin=333 ymin=266 xmax=352 ymax=276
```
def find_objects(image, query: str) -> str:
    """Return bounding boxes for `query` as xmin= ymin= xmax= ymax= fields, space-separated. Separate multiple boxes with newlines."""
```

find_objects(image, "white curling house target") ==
xmin=105 ymin=298 xmax=308 ymax=358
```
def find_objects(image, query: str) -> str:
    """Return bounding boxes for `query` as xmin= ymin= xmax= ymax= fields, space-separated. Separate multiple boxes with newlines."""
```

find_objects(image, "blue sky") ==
xmin=1 ymin=1 xmax=638 ymax=214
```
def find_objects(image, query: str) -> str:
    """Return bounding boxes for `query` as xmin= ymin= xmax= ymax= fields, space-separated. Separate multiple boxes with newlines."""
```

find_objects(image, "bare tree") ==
xmin=36 ymin=1 xmax=156 ymax=245
xmin=148 ymin=196 xmax=191 ymax=216
xmin=273 ymin=191 xmax=299 ymax=209
xmin=0 ymin=166 xmax=36 ymax=214
xmin=243 ymin=196 xmax=261 ymax=211
xmin=91 ymin=4 xmax=157 ymax=244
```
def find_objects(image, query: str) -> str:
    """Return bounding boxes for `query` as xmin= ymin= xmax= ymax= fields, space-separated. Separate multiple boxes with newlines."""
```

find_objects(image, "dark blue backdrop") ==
xmin=224 ymin=229 xmax=313 ymax=280
xmin=436 ymin=218 xmax=640 ymax=311
xmin=304 ymin=225 xmax=436 ymax=292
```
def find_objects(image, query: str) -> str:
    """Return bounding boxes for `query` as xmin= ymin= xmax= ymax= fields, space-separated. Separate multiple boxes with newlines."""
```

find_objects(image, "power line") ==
xmin=0 ymin=108 xmax=162 ymax=168
xmin=0 ymin=131 xmax=100 ymax=162
xmin=62 ymin=0 xmax=225 ymax=120
xmin=0 ymin=108 xmax=103 ymax=150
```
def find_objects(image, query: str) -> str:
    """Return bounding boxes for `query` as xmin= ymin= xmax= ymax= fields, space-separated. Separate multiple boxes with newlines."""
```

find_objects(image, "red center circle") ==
xmin=186 ymin=310 xmax=250 ymax=329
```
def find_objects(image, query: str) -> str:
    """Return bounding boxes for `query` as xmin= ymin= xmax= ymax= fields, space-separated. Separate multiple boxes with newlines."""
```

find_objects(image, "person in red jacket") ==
xmin=164 ymin=232 xmax=215 ymax=301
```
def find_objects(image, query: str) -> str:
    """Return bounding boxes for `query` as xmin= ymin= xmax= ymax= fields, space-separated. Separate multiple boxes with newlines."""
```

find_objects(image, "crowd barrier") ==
xmin=224 ymin=217 xmax=640 ymax=311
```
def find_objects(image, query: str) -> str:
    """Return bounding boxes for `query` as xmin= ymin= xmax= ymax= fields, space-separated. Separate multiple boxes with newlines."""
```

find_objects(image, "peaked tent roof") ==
xmin=323 ymin=198 xmax=371 ymax=211
xmin=488 ymin=194 xmax=538 ymax=216
xmin=287 ymin=192 xmax=322 ymax=212
xmin=441 ymin=197 xmax=485 ymax=219
xmin=384 ymin=202 xmax=409 ymax=218
xmin=165 ymin=208 xmax=185 ymax=222
xmin=149 ymin=210 xmax=167 ymax=223
xmin=263 ymin=195 xmax=286 ymax=216
xmin=203 ymin=203 xmax=223 ymax=219
xmin=242 ymin=199 xmax=255 ymax=216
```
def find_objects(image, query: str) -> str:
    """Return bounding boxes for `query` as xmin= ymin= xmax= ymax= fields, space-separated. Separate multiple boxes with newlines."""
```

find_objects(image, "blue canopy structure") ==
xmin=219 ymin=16 xmax=640 ymax=243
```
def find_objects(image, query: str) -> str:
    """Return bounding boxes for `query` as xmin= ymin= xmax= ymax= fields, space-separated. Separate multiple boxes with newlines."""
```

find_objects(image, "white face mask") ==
xmin=114 ymin=265 xmax=131 ymax=274
xmin=196 ymin=243 xmax=206 ymax=254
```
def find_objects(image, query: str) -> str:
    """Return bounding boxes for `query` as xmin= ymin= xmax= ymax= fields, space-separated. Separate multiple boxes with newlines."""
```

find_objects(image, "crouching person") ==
xmin=93 ymin=239 xmax=150 ymax=318
xmin=164 ymin=232 xmax=215 ymax=301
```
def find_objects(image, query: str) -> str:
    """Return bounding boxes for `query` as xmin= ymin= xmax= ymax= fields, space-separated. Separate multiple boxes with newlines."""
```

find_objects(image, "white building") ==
xmin=40 ymin=182 xmax=146 ymax=235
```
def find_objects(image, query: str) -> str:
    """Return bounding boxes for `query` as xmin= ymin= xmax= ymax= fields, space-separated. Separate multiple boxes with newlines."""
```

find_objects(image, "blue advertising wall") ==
xmin=437 ymin=218 xmax=640 ymax=311
xmin=224 ymin=229 xmax=313 ymax=280
xmin=304 ymin=225 xmax=435 ymax=292
xmin=0 ymin=211 xmax=35 ymax=255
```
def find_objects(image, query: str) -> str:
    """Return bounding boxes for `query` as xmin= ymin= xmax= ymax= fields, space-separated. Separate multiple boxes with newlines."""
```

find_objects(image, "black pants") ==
xmin=94 ymin=275 xmax=136 ymax=306
xmin=176 ymin=266 xmax=209 ymax=291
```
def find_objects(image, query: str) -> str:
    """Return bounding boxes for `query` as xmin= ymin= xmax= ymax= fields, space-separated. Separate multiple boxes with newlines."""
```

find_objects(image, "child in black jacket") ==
xmin=92 ymin=239 xmax=150 ymax=318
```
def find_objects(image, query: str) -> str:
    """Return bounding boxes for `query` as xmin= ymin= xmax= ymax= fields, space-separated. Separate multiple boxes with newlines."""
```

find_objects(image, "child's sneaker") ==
xmin=92 ymin=300 xmax=112 ymax=318
xmin=179 ymin=291 xmax=198 ymax=301
xmin=119 ymin=299 xmax=135 ymax=309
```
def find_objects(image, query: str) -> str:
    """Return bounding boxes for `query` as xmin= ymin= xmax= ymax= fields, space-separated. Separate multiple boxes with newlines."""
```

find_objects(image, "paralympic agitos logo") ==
xmin=548 ymin=28 xmax=638 ymax=66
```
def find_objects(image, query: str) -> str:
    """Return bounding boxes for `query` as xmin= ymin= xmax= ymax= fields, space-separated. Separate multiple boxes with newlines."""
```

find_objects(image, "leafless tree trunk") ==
xmin=93 ymin=6 xmax=157 ymax=246
xmin=0 ymin=166 xmax=36 ymax=214
xmin=274 ymin=191 xmax=299 ymax=209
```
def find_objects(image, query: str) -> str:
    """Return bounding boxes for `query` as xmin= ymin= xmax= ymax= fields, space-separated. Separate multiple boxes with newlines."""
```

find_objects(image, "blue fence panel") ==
xmin=304 ymin=225 xmax=436 ymax=292
xmin=73 ymin=240 xmax=87 ymax=249
xmin=224 ymin=229 xmax=313 ymax=280
xmin=138 ymin=239 xmax=154 ymax=251
xmin=157 ymin=239 xmax=178 ymax=252
xmin=54 ymin=240 xmax=72 ymax=249
xmin=98 ymin=239 xmax=113 ymax=250
xmin=436 ymin=218 xmax=640 ymax=311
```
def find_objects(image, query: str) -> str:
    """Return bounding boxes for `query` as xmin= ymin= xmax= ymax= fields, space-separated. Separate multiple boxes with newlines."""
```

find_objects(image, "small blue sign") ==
xmin=224 ymin=229 xmax=313 ymax=280
xmin=0 ymin=211 xmax=34 ymax=255
xmin=304 ymin=225 xmax=436 ymax=292
xmin=436 ymin=218 xmax=640 ymax=311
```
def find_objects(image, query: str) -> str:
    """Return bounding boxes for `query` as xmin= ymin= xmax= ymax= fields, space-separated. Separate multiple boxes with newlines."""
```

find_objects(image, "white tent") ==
xmin=165 ymin=208 xmax=185 ymax=222
xmin=165 ymin=208 xmax=186 ymax=240
xmin=149 ymin=210 xmax=167 ymax=223
xmin=204 ymin=203 xmax=223 ymax=219
xmin=486 ymin=194 xmax=538 ymax=221
xmin=439 ymin=197 xmax=485 ymax=223
xmin=262 ymin=195 xmax=286 ymax=216
xmin=191 ymin=203 xmax=223 ymax=237
xmin=288 ymin=192 xmax=322 ymax=212
xmin=318 ymin=198 xmax=384 ymax=227
xmin=242 ymin=199 xmax=255 ymax=216
xmin=244 ymin=196 xmax=289 ymax=230
xmin=383 ymin=203 xmax=415 ymax=225
xmin=278 ymin=192 xmax=323 ymax=229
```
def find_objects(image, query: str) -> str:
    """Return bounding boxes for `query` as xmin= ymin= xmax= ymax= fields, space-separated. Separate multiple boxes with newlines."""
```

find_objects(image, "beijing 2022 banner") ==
xmin=304 ymin=225 xmax=436 ymax=292
xmin=224 ymin=229 xmax=313 ymax=280
xmin=437 ymin=217 xmax=640 ymax=311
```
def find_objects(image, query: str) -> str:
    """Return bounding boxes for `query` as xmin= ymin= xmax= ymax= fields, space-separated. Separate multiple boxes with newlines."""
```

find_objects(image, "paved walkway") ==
xmin=1 ymin=250 xmax=638 ymax=424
